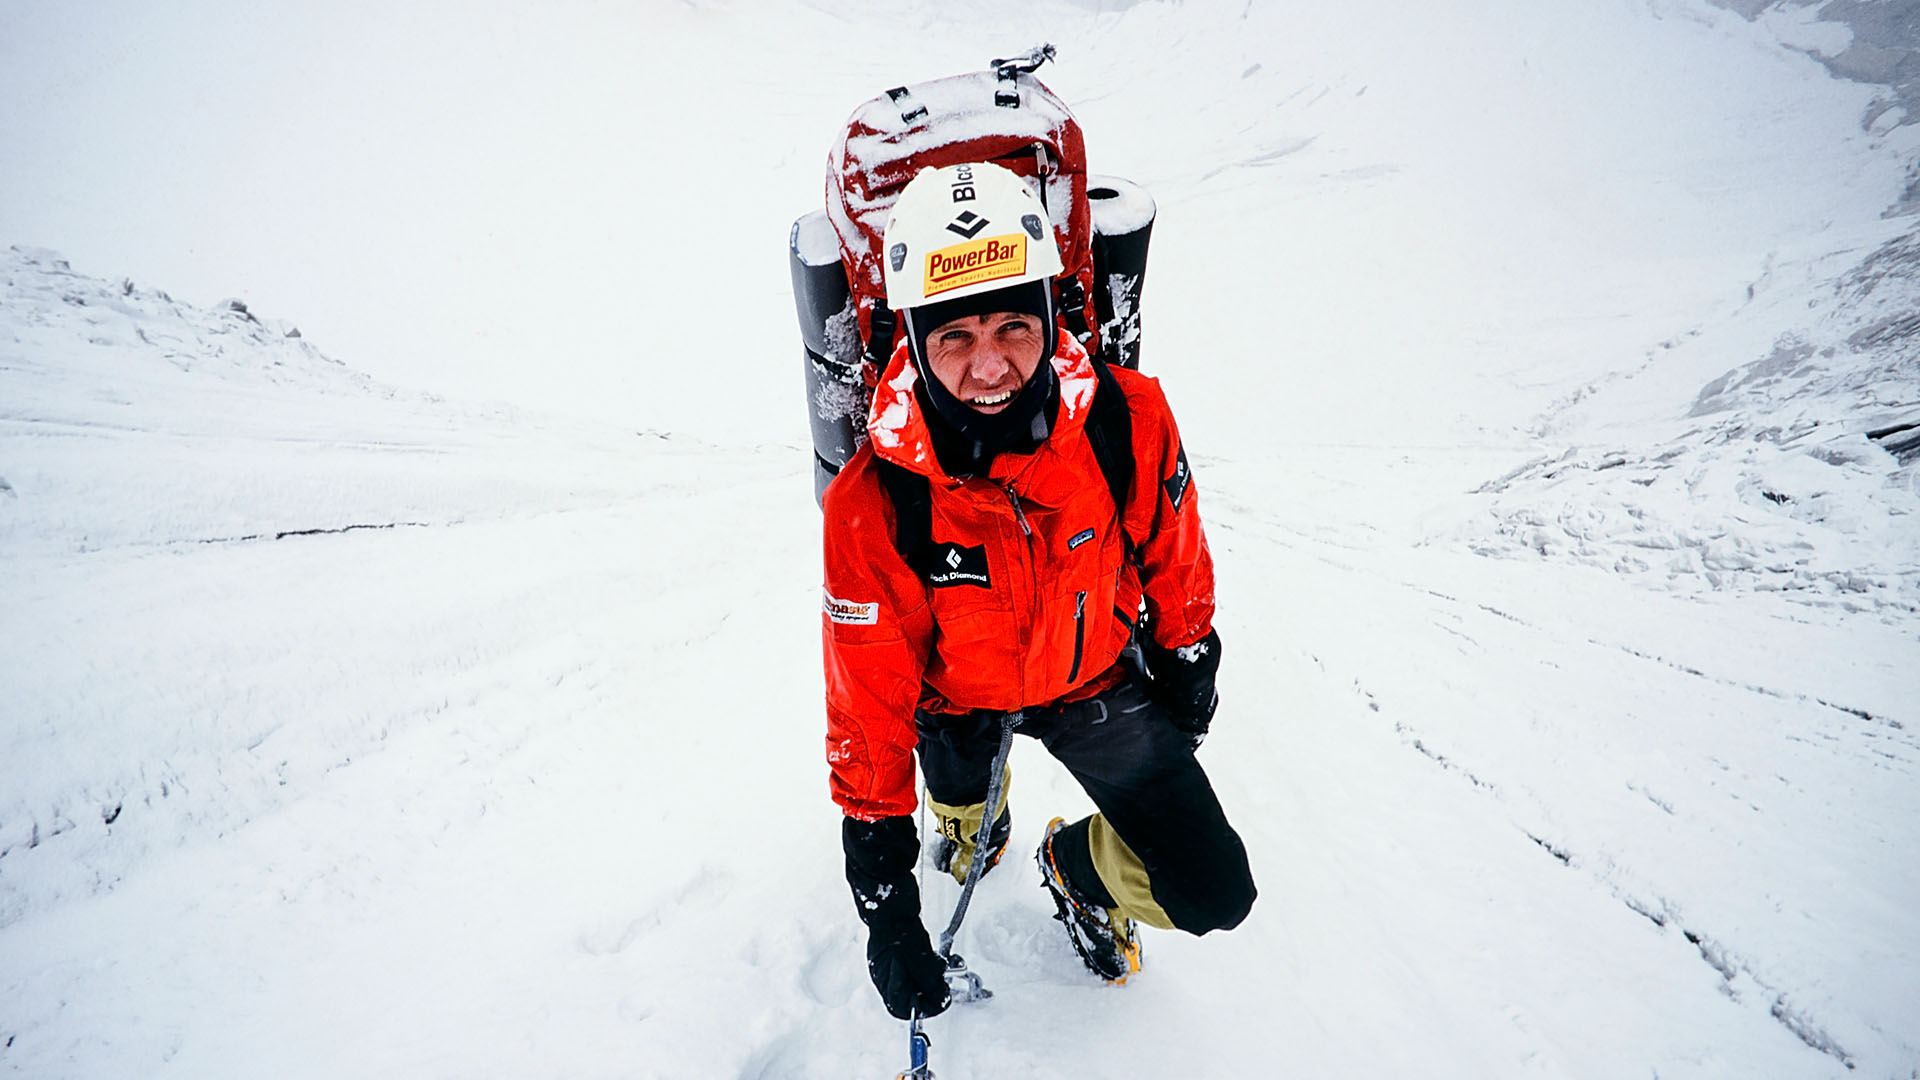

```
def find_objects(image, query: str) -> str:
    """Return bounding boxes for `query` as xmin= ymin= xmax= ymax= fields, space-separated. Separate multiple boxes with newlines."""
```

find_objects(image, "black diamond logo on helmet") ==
xmin=946 ymin=211 xmax=989 ymax=239
xmin=1022 ymin=214 xmax=1045 ymax=240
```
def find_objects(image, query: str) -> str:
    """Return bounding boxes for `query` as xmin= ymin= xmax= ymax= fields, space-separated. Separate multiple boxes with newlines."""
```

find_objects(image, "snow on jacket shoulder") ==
xmin=821 ymin=330 xmax=1215 ymax=820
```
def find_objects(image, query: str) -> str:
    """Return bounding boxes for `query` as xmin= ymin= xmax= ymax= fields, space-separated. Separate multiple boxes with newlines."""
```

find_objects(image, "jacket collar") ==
xmin=867 ymin=329 xmax=1098 ymax=486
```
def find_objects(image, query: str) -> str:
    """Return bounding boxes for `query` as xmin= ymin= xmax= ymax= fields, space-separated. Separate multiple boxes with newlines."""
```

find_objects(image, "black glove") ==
xmin=843 ymin=816 xmax=952 ymax=1020
xmin=1142 ymin=627 xmax=1222 ymax=747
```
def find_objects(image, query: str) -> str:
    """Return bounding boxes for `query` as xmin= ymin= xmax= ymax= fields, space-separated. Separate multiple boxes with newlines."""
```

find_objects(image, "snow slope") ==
xmin=1462 ymin=223 xmax=1920 ymax=615
xmin=4 ymin=1 xmax=1919 ymax=1078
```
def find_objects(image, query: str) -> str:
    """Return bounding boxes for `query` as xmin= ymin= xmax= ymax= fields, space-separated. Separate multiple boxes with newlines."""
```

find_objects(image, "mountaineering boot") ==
xmin=932 ymin=805 xmax=1012 ymax=884
xmin=1036 ymin=817 xmax=1142 ymax=983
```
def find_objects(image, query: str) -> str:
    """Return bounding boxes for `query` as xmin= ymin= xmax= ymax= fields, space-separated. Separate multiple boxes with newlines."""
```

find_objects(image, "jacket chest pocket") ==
xmin=926 ymin=567 xmax=1008 ymax=648
xmin=1050 ymin=521 xmax=1125 ymax=687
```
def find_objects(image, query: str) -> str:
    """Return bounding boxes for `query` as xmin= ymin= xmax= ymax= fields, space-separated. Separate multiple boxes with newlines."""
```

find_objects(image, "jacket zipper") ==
xmin=1004 ymin=486 xmax=1032 ymax=537
xmin=1068 ymin=590 xmax=1087 ymax=683
xmin=1003 ymin=483 xmax=1038 ymax=700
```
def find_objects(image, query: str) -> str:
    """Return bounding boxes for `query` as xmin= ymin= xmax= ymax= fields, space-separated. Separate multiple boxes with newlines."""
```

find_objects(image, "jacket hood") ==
xmin=867 ymin=328 xmax=1099 ymax=484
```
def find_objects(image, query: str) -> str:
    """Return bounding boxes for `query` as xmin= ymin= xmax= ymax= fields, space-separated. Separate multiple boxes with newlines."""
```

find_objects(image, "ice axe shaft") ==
xmin=898 ymin=709 xmax=1021 ymax=1080
xmin=938 ymin=710 xmax=1021 ymax=957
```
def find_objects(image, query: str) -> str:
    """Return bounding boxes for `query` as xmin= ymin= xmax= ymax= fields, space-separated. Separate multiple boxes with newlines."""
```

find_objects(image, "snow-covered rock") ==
xmin=1465 ymin=225 xmax=1920 ymax=616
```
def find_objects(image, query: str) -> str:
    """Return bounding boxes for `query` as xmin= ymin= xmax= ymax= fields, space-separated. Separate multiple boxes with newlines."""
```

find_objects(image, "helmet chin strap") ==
xmin=900 ymin=278 xmax=1062 ymax=475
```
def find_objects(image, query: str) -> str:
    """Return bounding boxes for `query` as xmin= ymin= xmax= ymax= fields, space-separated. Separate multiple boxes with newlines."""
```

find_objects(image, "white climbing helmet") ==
xmin=881 ymin=161 xmax=1064 ymax=311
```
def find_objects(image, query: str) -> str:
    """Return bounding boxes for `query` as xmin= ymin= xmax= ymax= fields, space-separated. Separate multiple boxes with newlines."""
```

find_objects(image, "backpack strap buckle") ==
xmin=867 ymin=301 xmax=897 ymax=369
xmin=885 ymin=86 xmax=928 ymax=124
xmin=1056 ymin=275 xmax=1092 ymax=345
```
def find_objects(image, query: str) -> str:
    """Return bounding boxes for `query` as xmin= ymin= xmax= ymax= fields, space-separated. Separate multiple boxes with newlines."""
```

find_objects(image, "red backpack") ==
xmin=790 ymin=45 xmax=1155 ymax=504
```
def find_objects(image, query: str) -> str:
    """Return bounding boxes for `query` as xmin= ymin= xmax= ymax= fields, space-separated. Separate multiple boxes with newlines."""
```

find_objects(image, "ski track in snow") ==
xmin=1208 ymin=485 xmax=1918 ymax=1074
xmin=5 ymin=1 xmax=1920 ymax=1078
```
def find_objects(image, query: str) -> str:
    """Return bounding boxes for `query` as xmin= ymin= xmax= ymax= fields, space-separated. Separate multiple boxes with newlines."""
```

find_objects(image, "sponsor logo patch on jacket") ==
xmin=1069 ymin=528 xmax=1096 ymax=551
xmin=1164 ymin=443 xmax=1191 ymax=513
xmin=927 ymin=543 xmax=991 ymax=588
xmin=823 ymin=589 xmax=879 ymax=625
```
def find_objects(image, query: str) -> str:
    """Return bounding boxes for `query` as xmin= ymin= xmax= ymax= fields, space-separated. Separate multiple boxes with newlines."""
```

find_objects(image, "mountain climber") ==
xmin=821 ymin=162 xmax=1255 ymax=1021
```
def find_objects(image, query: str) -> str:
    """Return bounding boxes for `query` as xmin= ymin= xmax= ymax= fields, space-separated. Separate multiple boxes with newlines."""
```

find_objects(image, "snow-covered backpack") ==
xmin=788 ymin=45 xmax=1157 ymax=514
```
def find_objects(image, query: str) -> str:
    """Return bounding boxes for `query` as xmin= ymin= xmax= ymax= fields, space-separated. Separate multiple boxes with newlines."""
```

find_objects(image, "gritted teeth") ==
xmin=972 ymin=390 xmax=1015 ymax=406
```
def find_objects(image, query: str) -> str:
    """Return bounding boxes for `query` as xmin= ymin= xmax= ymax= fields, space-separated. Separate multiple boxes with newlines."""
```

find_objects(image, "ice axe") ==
xmin=895 ymin=709 xmax=1022 ymax=1080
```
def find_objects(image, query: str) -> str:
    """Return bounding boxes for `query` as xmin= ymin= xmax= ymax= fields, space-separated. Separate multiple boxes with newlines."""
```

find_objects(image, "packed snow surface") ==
xmin=3 ymin=1 xmax=1919 ymax=1078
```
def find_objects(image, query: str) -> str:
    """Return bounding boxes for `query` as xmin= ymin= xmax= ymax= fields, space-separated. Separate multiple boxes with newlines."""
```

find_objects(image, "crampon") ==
xmin=1036 ymin=817 xmax=1142 ymax=984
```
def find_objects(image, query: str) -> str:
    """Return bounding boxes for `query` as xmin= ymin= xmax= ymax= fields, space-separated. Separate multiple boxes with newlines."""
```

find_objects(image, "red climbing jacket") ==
xmin=822 ymin=329 xmax=1215 ymax=820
